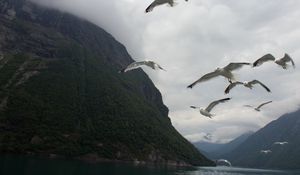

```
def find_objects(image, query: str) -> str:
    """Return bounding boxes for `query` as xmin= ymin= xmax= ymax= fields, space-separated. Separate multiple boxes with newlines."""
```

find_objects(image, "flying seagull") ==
xmin=225 ymin=80 xmax=271 ymax=94
xmin=119 ymin=61 xmax=166 ymax=73
xmin=244 ymin=101 xmax=272 ymax=112
xmin=260 ymin=150 xmax=272 ymax=154
xmin=203 ymin=133 xmax=212 ymax=141
xmin=275 ymin=53 xmax=295 ymax=69
xmin=190 ymin=98 xmax=231 ymax=118
xmin=187 ymin=62 xmax=251 ymax=88
xmin=274 ymin=141 xmax=288 ymax=145
xmin=145 ymin=0 xmax=188 ymax=13
xmin=252 ymin=54 xmax=276 ymax=67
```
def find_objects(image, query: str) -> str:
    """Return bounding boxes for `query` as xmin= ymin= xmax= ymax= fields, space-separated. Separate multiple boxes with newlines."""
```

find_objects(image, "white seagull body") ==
xmin=260 ymin=150 xmax=272 ymax=154
xmin=244 ymin=101 xmax=272 ymax=112
xmin=119 ymin=60 xmax=166 ymax=73
xmin=145 ymin=0 xmax=188 ymax=13
xmin=252 ymin=54 xmax=276 ymax=67
xmin=187 ymin=62 xmax=251 ymax=88
xmin=275 ymin=53 xmax=295 ymax=69
xmin=190 ymin=98 xmax=231 ymax=118
xmin=274 ymin=141 xmax=288 ymax=145
xmin=225 ymin=80 xmax=271 ymax=94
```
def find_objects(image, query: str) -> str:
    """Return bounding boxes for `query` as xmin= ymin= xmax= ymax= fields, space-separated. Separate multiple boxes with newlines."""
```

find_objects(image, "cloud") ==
xmin=29 ymin=0 xmax=300 ymax=143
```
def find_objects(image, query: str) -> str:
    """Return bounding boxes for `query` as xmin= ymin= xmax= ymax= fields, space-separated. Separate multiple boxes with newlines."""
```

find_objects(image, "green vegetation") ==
xmin=0 ymin=0 xmax=213 ymax=166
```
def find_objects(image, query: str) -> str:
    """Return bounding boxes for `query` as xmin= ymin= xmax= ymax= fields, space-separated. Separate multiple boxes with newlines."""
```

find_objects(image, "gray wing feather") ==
xmin=257 ymin=101 xmax=272 ymax=109
xmin=225 ymin=81 xmax=243 ymax=94
xmin=145 ymin=1 xmax=159 ymax=13
xmin=206 ymin=98 xmax=231 ymax=112
xmin=253 ymin=54 xmax=275 ymax=67
xmin=249 ymin=80 xmax=271 ymax=92
xmin=124 ymin=61 xmax=147 ymax=72
xmin=282 ymin=53 xmax=295 ymax=68
xmin=224 ymin=62 xmax=251 ymax=71
xmin=187 ymin=71 xmax=220 ymax=88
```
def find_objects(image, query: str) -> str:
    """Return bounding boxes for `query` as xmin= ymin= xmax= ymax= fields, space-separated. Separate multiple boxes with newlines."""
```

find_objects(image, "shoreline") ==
xmin=0 ymin=152 xmax=199 ymax=169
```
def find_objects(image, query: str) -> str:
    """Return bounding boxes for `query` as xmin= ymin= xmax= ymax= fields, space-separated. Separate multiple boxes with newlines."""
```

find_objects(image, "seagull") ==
xmin=274 ymin=141 xmax=288 ymax=145
xmin=203 ymin=133 xmax=212 ymax=141
xmin=244 ymin=101 xmax=272 ymax=112
xmin=225 ymin=80 xmax=271 ymax=94
xmin=187 ymin=62 xmax=251 ymax=88
xmin=145 ymin=0 xmax=188 ymax=13
xmin=252 ymin=54 xmax=276 ymax=67
xmin=275 ymin=53 xmax=295 ymax=69
xmin=119 ymin=61 xmax=166 ymax=73
xmin=190 ymin=98 xmax=231 ymax=118
xmin=216 ymin=159 xmax=232 ymax=167
xmin=260 ymin=150 xmax=272 ymax=154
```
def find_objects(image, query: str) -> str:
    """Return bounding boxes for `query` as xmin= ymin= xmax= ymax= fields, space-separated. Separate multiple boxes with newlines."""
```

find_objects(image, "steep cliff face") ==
xmin=225 ymin=110 xmax=300 ymax=169
xmin=0 ymin=0 xmax=213 ymax=166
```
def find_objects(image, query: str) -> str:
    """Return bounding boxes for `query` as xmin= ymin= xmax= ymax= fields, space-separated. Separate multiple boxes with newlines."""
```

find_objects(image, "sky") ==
xmin=30 ymin=0 xmax=300 ymax=143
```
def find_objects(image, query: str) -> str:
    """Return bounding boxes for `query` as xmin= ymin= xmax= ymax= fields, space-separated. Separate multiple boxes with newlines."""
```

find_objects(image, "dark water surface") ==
xmin=0 ymin=155 xmax=299 ymax=175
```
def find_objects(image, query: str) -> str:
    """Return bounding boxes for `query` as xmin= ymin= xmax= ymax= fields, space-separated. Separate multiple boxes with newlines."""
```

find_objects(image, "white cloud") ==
xmin=30 ymin=0 xmax=300 ymax=143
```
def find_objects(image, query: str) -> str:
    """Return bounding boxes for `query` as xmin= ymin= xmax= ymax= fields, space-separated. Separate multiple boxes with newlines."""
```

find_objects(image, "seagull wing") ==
xmin=145 ymin=0 xmax=160 ymax=13
xmin=224 ymin=62 xmax=251 ymax=71
xmin=187 ymin=70 xmax=220 ymax=88
xmin=244 ymin=105 xmax=254 ymax=108
xmin=248 ymin=80 xmax=271 ymax=92
xmin=157 ymin=64 xmax=167 ymax=71
xmin=123 ymin=61 xmax=147 ymax=72
xmin=205 ymin=98 xmax=231 ymax=112
xmin=282 ymin=53 xmax=295 ymax=68
xmin=224 ymin=81 xmax=243 ymax=94
xmin=147 ymin=61 xmax=166 ymax=71
xmin=253 ymin=54 xmax=275 ymax=67
xmin=257 ymin=101 xmax=272 ymax=110
xmin=190 ymin=106 xmax=200 ymax=109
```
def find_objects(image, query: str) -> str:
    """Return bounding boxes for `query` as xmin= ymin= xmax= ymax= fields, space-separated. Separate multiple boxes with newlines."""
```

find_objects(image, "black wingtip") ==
xmin=252 ymin=62 xmax=258 ymax=67
xmin=145 ymin=6 xmax=152 ymax=13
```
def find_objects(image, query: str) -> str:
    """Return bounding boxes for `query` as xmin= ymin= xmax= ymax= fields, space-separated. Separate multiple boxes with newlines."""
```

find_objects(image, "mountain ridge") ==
xmin=0 ymin=0 xmax=213 ymax=166
xmin=224 ymin=109 xmax=300 ymax=169
xmin=193 ymin=131 xmax=253 ymax=159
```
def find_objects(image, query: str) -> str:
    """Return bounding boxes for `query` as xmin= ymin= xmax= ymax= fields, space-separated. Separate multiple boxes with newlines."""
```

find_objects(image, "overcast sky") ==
xmin=31 ymin=0 xmax=300 ymax=143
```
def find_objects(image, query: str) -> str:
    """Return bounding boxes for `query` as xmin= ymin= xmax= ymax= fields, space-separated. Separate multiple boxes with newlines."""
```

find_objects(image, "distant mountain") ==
xmin=194 ymin=132 xmax=253 ymax=159
xmin=224 ymin=109 xmax=300 ymax=169
xmin=193 ymin=142 xmax=224 ymax=155
xmin=0 ymin=0 xmax=213 ymax=166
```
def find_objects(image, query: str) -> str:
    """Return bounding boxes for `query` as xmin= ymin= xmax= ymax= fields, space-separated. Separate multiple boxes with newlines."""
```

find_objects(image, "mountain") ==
xmin=224 ymin=109 xmax=300 ymax=169
xmin=0 ymin=0 xmax=214 ymax=166
xmin=193 ymin=142 xmax=223 ymax=155
xmin=194 ymin=132 xmax=253 ymax=159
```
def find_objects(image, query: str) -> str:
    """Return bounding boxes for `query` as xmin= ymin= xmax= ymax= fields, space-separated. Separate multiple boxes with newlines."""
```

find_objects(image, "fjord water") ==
xmin=0 ymin=155 xmax=299 ymax=175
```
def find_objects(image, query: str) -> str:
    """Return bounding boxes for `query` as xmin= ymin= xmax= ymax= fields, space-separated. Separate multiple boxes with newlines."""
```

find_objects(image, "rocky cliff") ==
xmin=0 ymin=0 xmax=213 ymax=166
